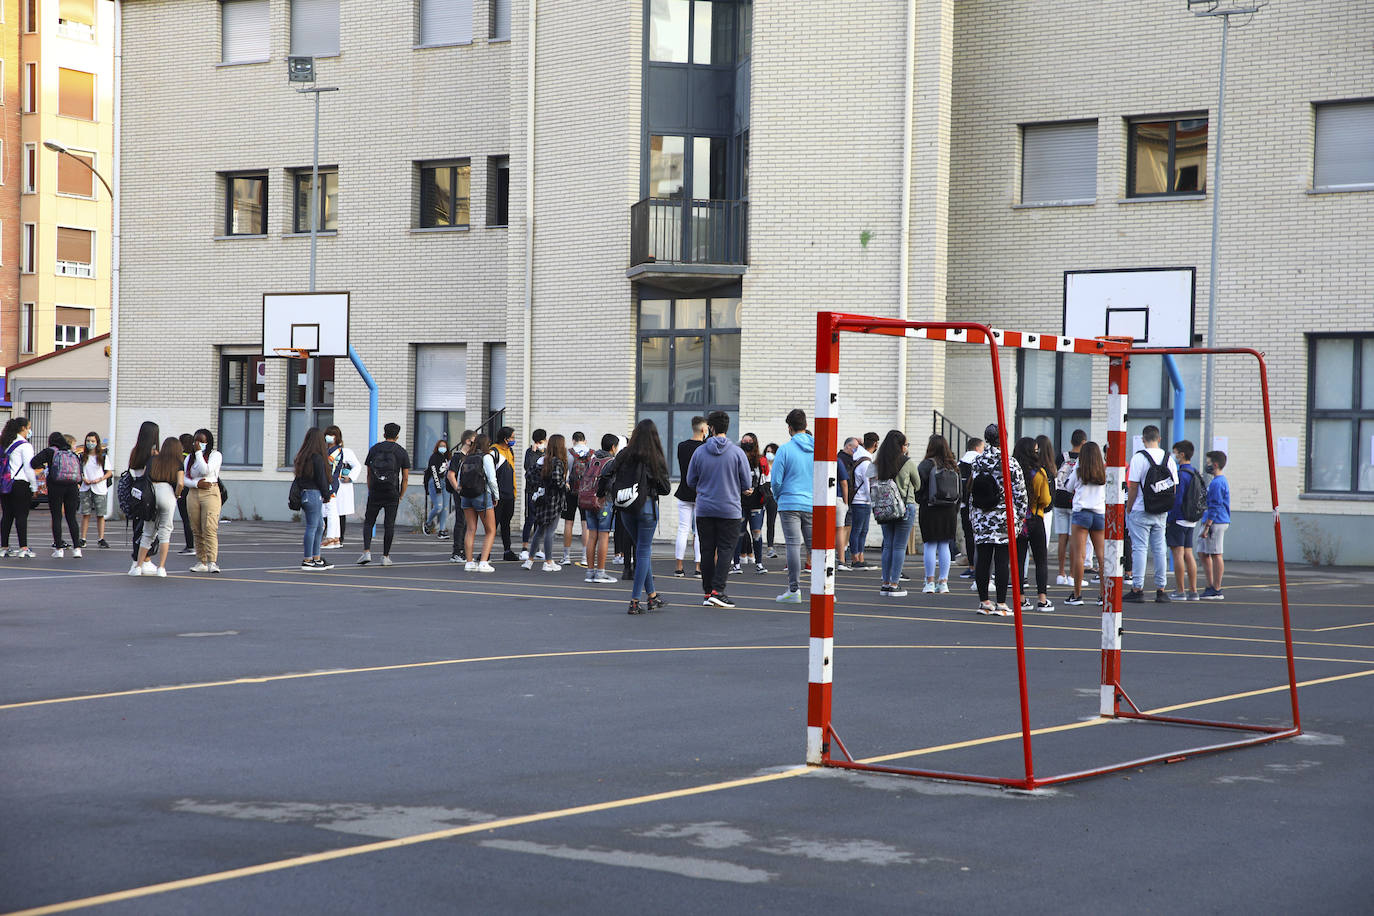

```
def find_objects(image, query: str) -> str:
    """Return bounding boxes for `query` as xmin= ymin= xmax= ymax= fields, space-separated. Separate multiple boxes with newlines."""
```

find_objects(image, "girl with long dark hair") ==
xmin=77 ymin=431 xmax=113 ymax=549
xmin=292 ymin=427 xmax=333 ymax=570
xmin=874 ymin=430 xmax=922 ymax=597
xmin=1 ymin=417 xmax=37 ymax=558
xmin=915 ymin=434 xmax=959 ymax=594
xmin=125 ymin=420 xmax=160 ymax=572
xmin=29 ymin=432 xmax=83 ymax=558
xmin=133 ymin=437 xmax=184 ymax=577
xmin=731 ymin=432 xmax=770 ymax=574
xmin=617 ymin=419 xmax=672 ymax=614
xmin=423 ymin=437 xmax=451 ymax=538
xmin=1065 ymin=440 xmax=1107 ymax=606
xmin=1013 ymin=436 xmax=1054 ymax=611
xmin=185 ymin=427 xmax=224 ymax=573
xmin=460 ymin=433 xmax=500 ymax=571
xmin=524 ymin=433 xmax=567 ymax=572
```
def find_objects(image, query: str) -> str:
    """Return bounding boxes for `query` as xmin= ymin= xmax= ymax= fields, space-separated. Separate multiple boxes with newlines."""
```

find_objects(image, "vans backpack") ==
xmin=458 ymin=454 xmax=486 ymax=498
xmin=50 ymin=449 xmax=81 ymax=484
xmin=578 ymin=452 xmax=614 ymax=510
xmin=1180 ymin=466 xmax=1209 ymax=523
xmin=925 ymin=465 xmax=961 ymax=507
xmin=1137 ymin=450 xmax=1177 ymax=515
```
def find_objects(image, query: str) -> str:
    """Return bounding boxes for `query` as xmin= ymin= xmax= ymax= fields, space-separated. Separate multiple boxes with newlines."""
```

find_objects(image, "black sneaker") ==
xmin=502 ymin=551 xmax=520 ymax=561
xmin=648 ymin=594 xmax=668 ymax=611
xmin=97 ymin=538 xmax=110 ymax=549
xmin=1064 ymin=593 xmax=1084 ymax=606
xmin=707 ymin=592 xmax=736 ymax=608
xmin=1123 ymin=589 xmax=1146 ymax=603
xmin=959 ymin=569 xmax=976 ymax=579
xmin=1155 ymin=589 xmax=1171 ymax=603
xmin=674 ymin=568 xmax=687 ymax=577
xmin=627 ymin=599 xmax=644 ymax=615
xmin=313 ymin=558 xmax=334 ymax=570
xmin=300 ymin=559 xmax=316 ymax=571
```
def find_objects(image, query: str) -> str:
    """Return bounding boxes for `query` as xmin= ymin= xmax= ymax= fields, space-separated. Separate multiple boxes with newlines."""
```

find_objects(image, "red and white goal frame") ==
xmin=807 ymin=311 xmax=1301 ymax=789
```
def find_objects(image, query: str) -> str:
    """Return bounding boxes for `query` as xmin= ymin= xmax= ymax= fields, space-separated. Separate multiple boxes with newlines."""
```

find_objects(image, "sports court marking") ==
xmin=7 ymin=666 xmax=1370 ymax=916
xmin=3 ymin=644 xmax=1368 ymax=713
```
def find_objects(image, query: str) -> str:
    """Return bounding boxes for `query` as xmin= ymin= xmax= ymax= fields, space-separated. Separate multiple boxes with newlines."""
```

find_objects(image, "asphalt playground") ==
xmin=2 ymin=521 xmax=1372 ymax=914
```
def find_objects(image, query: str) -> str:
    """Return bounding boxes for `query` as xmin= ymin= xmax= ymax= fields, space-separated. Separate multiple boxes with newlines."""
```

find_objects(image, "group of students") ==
xmin=2 ymin=417 xmax=113 ymax=558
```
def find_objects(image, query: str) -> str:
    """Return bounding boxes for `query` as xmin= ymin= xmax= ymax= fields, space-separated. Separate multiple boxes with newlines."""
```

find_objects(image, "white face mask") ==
xmin=86 ymin=441 xmax=98 ymax=450
xmin=325 ymin=435 xmax=335 ymax=445
xmin=198 ymin=442 xmax=207 ymax=452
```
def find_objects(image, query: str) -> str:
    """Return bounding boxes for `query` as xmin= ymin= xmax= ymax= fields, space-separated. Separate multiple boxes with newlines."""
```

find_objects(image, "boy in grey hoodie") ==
xmin=685 ymin=410 xmax=752 ymax=608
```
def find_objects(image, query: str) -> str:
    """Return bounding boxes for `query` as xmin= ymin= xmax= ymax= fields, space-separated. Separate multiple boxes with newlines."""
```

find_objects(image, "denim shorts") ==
xmin=1071 ymin=509 xmax=1105 ymax=532
xmin=583 ymin=504 xmax=613 ymax=532
xmin=1166 ymin=521 xmax=1196 ymax=549
xmin=461 ymin=493 xmax=494 ymax=511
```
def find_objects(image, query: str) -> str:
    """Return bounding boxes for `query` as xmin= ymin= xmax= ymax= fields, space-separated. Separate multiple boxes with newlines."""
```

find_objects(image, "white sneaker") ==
xmin=519 ymin=549 xmax=530 ymax=561
xmin=72 ymin=548 xmax=83 ymax=559
xmin=476 ymin=561 xmax=496 ymax=572
xmin=594 ymin=570 xmax=618 ymax=583
xmin=128 ymin=563 xmax=141 ymax=577
xmin=0 ymin=548 xmax=10 ymax=558
xmin=535 ymin=551 xmax=546 ymax=560
xmin=585 ymin=571 xmax=596 ymax=582
xmin=357 ymin=552 xmax=372 ymax=566
xmin=140 ymin=562 xmax=158 ymax=576
xmin=209 ymin=563 xmax=222 ymax=574
xmin=155 ymin=566 xmax=167 ymax=578
xmin=18 ymin=548 xmax=35 ymax=558
xmin=520 ymin=559 xmax=533 ymax=570
xmin=52 ymin=548 xmax=64 ymax=558
xmin=1056 ymin=574 xmax=1074 ymax=586
xmin=560 ymin=553 xmax=572 ymax=566
xmin=922 ymin=582 xmax=936 ymax=594
xmin=611 ymin=555 xmax=623 ymax=565
xmin=381 ymin=556 xmax=394 ymax=567
xmin=542 ymin=561 xmax=562 ymax=572
xmin=190 ymin=562 xmax=209 ymax=573
xmin=776 ymin=589 xmax=803 ymax=603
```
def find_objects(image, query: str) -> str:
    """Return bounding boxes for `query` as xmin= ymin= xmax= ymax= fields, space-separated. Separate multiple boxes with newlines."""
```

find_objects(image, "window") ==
xmin=56 ymin=227 xmax=94 ymax=277
xmin=418 ymin=160 xmax=471 ymax=228
xmin=56 ymin=149 xmax=95 ymax=197
xmin=292 ymin=167 xmax=338 ymax=232
xmin=58 ymin=68 xmax=96 ymax=120
xmin=20 ymin=303 xmax=34 ymax=354
xmin=487 ymin=156 xmax=509 ymax=227
xmin=636 ymin=296 xmax=740 ymax=478
xmin=285 ymin=356 xmax=334 ymax=463
xmin=414 ymin=344 xmax=466 ymax=467
xmin=489 ymin=0 xmax=510 ymax=40
xmin=1314 ymin=100 xmax=1374 ymax=190
xmin=290 ymin=0 xmax=339 ymax=57
xmin=1122 ymin=354 xmax=1202 ymax=447
xmin=419 ymin=0 xmax=472 ymax=46
xmin=225 ymin=172 xmax=267 ymax=235
xmin=24 ymin=0 xmax=36 ymax=33
xmin=221 ymin=0 xmax=270 ymax=64
xmin=220 ymin=354 xmax=266 ymax=466
xmin=1127 ymin=117 xmax=1208 ymax=197
xmin=22 ymin=63 xmax=35 ymax=113
xmin=649 ymin=0 xmax=728 ymax=65
xmin=57 ymin=0 xmax=95 ymax=39
xmin=23 ymin=142 xmax=36 ymax=193
xmin=1021 ymin=121 xmax=1097 ymax=204
xmin=486 ymin=342 xmax=506 ymax=424
xmin=55 ymin=307 xmax=92 ymax=349
xmin=1307 ymin=335 xmax=1374 ymax=494
xmin=1016 ymin=350 xmax=1094 ymax=452
xmin=21 ymin=223 xmax=35 ymax=273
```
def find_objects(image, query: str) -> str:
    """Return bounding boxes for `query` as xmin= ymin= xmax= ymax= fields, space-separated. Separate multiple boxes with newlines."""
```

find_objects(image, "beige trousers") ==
xmin=187 ymin=486 xmax=222 ymax=564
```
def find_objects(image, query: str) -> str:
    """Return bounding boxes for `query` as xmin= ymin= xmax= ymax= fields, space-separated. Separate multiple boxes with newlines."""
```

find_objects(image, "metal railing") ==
xmin=932 ymin=410 xmax=971 ymax=456
xmin=479 ymin=408 xmax=507 ymax=444
xmin=630 ymin=197 xmax=748 ymax=267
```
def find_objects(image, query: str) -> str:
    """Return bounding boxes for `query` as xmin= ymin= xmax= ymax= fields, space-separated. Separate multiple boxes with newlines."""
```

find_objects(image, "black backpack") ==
xmin=117 ymin=470 xmax=156 ymax=521
xmin=458 ymin=454 xmax=486 ymax=498
xmin=369 ymin=445 xmax=401 ymax=495
xmin=925 ymin=464 xmax=961 ymax=507
xmin=1137 ymin=450 xmax=1177 ymax=515
xmin=1180 ymin=466 xmax=1209 ymax=522
xmin=969 ymin=464 xmax=1002 ymax=511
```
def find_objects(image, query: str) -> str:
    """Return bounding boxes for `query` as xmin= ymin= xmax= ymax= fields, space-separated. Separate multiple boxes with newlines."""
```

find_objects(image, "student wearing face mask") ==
xmin=184 ymin=428 xmax=223 ymax=573
xmin=30 ymin=431 xmax=83 ymax=558
xmin=492 ymin=426 xmax=519 ymax=560
xmin=77 ymin=432 xmax=113 ymax=549
xmin=1 ymin=417 xmax=37 ymax=558
xmin=423 ymin=438 xmax=452 ymax=538
xmin=322 ymin=426 xmax=360 ymax=548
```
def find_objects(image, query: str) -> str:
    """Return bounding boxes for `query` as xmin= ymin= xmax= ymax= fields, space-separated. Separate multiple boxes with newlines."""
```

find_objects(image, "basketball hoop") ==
xmin=273 ymin=347 xmax=315 ymax=361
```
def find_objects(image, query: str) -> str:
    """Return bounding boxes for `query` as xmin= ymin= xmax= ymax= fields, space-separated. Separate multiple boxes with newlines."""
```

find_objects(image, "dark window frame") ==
xmin=1126 ymin=115 xmax=1209 ymax=198
xmin=487 ymin=156 xmax=510 ymax=228
xmin=1014 ymin=351 xmax=1093 ymax=453
xmin=636 ymin=295 xmax=741 ymax=479
xmin=219 ymin=354 xmax=266 ymax=468
xmin=291 ymin=167 xmax=338 ymax=234
xmin=418 ymin=159 xmax=471 ymax=229
xmin=284 ymin=356 xmax=335 ymax=466
xmin=1305 ymin=333 xmax=1374 ymax=495
xmin=224 ymin=171 xmax=268 ymax=236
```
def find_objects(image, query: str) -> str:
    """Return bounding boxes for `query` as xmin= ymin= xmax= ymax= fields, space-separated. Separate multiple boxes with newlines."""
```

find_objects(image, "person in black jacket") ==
xmin=29 ymin=431 xmax=82 ymax=557
xmin=673 ymin=416 xmax=707 ymax=577
xmin=492 ymin=426 xmax=518 ymax=560
xmin=957 ymin=437 xmax=983 ymax=578
xmin=422 ymin=438 xmax=451 ymax=538
xmin=617 ymin=419 xmax=672 ymax=615
xmin=519 ymin=428 xmax=547 ymax=560
xmin=293 ymin=427 xmax=334 ymax=570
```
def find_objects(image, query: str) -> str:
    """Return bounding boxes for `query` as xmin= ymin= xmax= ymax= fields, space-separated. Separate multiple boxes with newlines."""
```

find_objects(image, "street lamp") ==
xmin=43 ymin=139 xmax=115 ymax=197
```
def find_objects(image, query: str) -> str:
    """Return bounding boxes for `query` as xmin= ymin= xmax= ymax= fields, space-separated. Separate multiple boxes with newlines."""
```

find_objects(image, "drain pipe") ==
xmin=895 ymin=0 xmax=916 ymax=429
xmin=521 ymin=0 xmax=536 ymax=445
xmin=106 ymin=0 xmax=122 ymax=517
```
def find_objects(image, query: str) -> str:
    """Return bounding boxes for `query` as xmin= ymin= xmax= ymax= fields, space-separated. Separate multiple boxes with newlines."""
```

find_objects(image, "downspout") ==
xmin=521 ymin=0 xmax=536 ymax=444
xmin=895 ymin=0 xmax=916 ymax=429
xmin=107 ymin=0 xmax=122 ymax=516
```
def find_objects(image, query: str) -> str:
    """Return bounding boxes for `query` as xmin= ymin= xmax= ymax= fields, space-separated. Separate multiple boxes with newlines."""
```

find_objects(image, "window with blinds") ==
xmin=291 ymin=0 xmax=340 ymax=57
xmin=57 ymin=227 xmax=94 ymax=276
xmin=1021 ymin=121 xmax=1097 ymax=204
xmin=58 ymin=68 xmax=96 ymax=120
xmin=420 ymin=0 xmax=473 ymax=46
xmin=1314 ymin=101 xmax=1374 ymax=190
xmin=415 ymin=344 xmax=467 ymax=467
xmin=57 ymin=151 xmax=95 ymax=197
xmin=222 ymin=0 xmax=270 ymax=64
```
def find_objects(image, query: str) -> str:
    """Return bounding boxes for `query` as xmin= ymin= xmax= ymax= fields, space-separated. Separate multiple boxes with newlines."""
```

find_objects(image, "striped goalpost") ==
xmin=806 ymin=312 xmax=1301 ymax=790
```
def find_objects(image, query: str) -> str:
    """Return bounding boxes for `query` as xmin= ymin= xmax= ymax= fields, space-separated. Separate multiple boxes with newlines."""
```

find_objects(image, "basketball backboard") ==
xmin=1063 ymin=268 xmax=1195 ymax=348
xmin=262 ymin=292 xmax=350 ymax=357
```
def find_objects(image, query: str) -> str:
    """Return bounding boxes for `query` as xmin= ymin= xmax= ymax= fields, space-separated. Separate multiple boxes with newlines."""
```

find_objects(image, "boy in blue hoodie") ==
xmin=1198 ymin=450 xmax=1230 ymax=600
xmin=769 ymin=408 xmax=815 ymax=603
xmin=686 ymin=410 xmax=753 ymax=608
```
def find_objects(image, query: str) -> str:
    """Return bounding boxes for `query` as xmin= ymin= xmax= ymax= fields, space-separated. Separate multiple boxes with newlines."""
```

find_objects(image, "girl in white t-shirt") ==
xmin=78 ymin=432 xmax=114 ymax=549
xmin=1064 ymin=440 xmax=1107 ymax=606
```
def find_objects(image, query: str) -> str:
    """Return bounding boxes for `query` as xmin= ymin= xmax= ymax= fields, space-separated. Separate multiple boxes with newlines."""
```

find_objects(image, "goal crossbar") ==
xmin=807 ymin=312 xmax=1301 ymax=790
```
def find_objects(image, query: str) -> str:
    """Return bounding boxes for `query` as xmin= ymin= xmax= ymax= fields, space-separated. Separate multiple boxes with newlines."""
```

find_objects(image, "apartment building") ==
xmin=114 ymin=0 xmax=1373 ymax=561
xmin=0 ymin=0 xmax=114 ymax=434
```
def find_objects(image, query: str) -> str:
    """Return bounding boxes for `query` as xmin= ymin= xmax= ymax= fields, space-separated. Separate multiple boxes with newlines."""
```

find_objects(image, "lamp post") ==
xmin=44 ymin=140 xmax=117 ymax=515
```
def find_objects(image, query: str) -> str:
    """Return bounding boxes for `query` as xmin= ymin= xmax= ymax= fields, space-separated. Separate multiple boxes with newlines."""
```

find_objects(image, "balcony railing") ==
xmin=56 ymin=260 xmax=94 ymax=278
xmin=630 ymin=197 xmax=748 ymax=268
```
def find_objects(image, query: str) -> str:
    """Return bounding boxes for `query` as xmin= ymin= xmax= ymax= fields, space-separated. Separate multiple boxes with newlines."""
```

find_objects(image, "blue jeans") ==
xmin=425 ymin=480 xmax=448 ymax=529
xmin=301 ymin=488 xmax=324 ymax=558
xmin=880 ymin=504 xmax=917 ymax=584
xmin=848 ymin=503 xmax=871 ymax=559
xmin=620 ymin=501 xmax=659 ymax=600
xmin=1127 ymin=510 xmax=1169 ymax=590
xmin=923 ymin=539 xmax=952 ymax=581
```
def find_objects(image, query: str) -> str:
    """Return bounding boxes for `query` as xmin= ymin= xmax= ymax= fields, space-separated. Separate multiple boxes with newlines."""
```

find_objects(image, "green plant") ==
xmin=1294 ymin=518 xmax=1337 ymax=566
xmin=860 ymin=229 xmax=875 ymax=249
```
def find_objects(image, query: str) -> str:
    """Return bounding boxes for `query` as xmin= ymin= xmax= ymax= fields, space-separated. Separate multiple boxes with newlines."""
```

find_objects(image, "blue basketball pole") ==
xmin=349 ymin=344 xmax=379 ymax=448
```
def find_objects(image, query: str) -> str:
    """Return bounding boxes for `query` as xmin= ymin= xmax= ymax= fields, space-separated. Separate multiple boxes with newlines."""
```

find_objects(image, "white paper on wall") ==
xmin=1275 ymin=437 xmax=1298 ymax=468
xmin=1212 ymin=436 xmax=1228 ymax=454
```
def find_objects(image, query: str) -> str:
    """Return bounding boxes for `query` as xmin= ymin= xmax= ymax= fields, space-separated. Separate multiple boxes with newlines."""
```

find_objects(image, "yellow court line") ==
xmin=7 ymin=667 xmax=1368 ymax=916
xmin=1311 ymin=620 xmax=1374 ymax=632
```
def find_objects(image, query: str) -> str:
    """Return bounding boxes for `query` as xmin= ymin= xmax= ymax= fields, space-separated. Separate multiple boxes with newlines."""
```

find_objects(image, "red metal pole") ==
xmin=807 ymin=312 xmax=841 ymax=765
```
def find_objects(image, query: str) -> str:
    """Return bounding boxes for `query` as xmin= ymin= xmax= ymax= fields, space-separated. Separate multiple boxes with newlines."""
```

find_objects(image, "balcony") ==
xmin=56 ymin=260 xmax=94 ymax=278
xmin=628 ymin=197 xmax=748 ymax=289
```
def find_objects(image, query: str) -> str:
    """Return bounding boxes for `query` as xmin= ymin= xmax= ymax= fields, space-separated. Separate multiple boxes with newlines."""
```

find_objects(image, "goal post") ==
xmin=806 ymin=311 xmax=1301 ymax=790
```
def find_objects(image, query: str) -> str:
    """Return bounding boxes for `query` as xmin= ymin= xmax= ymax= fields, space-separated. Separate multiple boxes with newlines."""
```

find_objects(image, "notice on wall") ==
xmin=1212 ymin=436 xmax=1228 ymax=454
xmin=1275 ymin=437 xmax=1298 ymax=468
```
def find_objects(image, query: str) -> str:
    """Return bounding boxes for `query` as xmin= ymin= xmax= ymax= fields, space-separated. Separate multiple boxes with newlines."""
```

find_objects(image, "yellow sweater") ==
xmin=1028 ymin=468 xmax=1052 ymax=517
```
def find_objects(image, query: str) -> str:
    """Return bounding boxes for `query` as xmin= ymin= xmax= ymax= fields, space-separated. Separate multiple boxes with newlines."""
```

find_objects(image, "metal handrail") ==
xmin=932 ymin=409 xmax=971 ymax=456
xmin=630 ymin=197 xmax=748 ymax=267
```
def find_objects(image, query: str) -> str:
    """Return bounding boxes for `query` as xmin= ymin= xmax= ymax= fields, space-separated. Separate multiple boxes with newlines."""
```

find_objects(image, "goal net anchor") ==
xmin=807 ymin=311 xmax=1301 ymax=790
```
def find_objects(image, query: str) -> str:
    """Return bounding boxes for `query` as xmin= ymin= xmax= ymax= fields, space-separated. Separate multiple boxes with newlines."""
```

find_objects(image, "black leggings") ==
xmin=496 ymin=497 xmax=514 ymax=553
xmin=1 ymin=481 xmax=32 ymax=548
xmin=1016 ymin=514 xmax=1049 ymax=596
xmin=975 ymin=542 xmax=1011 ymax=603
xmin=47 ymin=481 xmax=81 ymax=548
xmin=450 ymin=502 xmax=468 ymax=556
xmin=363 ymin=498 xmax=398 ymax=555
xmin=177 ymin=491 xmax=194 ymax=550
xmin=765 ymin=496 xmax=778 ymax=547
